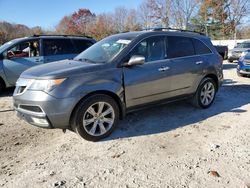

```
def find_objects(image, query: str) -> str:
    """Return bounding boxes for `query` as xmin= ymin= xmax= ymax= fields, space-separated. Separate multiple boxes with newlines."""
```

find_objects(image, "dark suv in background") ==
xmin=0 ymin=35 xmax=96 ymax=93
xmin=13 ymin=28 xmax=223 ymax=141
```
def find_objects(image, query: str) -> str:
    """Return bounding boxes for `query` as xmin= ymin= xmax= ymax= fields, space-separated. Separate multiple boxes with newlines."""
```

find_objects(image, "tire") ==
xmin=71 ymin=94 xmax=120 ymax=141
xmin=228 ymin=60 xmax=233 ymax=63
xmin=192 ymin=78 xmax=217 ymax=109
xmin=237 ymin=72 xmax=244 ymax=77
xmin=0 ymin=79 xmax=5 ymax=95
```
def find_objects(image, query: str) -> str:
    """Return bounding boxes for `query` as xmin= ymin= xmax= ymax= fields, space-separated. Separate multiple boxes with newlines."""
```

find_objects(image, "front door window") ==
xmin=6 ymin=40 xmax=40 ymax=59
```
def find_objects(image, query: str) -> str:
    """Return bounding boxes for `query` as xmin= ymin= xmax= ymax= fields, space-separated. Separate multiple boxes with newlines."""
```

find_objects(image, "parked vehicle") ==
xmin=228 ymin=41 xmax=250 ymax=63
xmin=13 ymin=28 xmax=223 ymax=141
xmin=237 ymin=50 xmax=250 ymax=77
xmin=0 ymin=35 xmax=96 ymax=93
xmin=214 ymin=45 xmax=228 ymax=60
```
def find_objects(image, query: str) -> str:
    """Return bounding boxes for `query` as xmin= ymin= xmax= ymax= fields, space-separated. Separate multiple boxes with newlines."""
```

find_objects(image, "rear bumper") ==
xmin=13 ymin=90 xmax=77 ymax=129
xmin=228 ymin=55 xmax=240 ymax=61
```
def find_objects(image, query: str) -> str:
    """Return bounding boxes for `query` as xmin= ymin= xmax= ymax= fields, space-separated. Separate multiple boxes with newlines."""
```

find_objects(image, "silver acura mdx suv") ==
xmin=13 ymin=29 xmax=223 ymax=141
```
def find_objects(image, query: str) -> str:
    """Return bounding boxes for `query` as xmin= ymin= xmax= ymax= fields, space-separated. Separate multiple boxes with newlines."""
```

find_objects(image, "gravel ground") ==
xmin=0 ymin=62 xmax=250 ymax=188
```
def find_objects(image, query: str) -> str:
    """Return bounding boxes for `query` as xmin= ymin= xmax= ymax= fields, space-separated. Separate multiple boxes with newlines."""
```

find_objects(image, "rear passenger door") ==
xmin=42 ymin=38 xmax=77 ymax=63
xmin=166 ymin=36 xmax=204 ymax=96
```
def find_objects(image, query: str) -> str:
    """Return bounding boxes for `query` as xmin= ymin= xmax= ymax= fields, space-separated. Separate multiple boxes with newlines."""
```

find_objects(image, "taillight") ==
xmin=219 ymin=55 xmax=223 ymax=65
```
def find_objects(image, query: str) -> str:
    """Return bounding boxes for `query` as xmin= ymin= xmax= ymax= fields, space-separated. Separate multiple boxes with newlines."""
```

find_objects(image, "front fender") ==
xmin=50 ymin=68 xmax=124 ymax=100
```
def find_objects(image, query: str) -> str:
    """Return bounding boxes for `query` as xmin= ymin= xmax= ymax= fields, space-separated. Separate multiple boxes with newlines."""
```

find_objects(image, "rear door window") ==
xmin=167 ymin=36 xmax=195 ymax=58
xmin=192 ymin=38 xmax=212 ymax=55
xmin=72 ymin=39 xmax=94 ymax=53
xmin=43 ymin=39 xmax=75 ymax=56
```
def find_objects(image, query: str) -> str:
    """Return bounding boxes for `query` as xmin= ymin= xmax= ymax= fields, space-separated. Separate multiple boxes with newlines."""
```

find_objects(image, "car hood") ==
xmin=232 ymin=48 xmax=250 ymax=53
xmin=21 ymin=59 xmax=103 ymax=79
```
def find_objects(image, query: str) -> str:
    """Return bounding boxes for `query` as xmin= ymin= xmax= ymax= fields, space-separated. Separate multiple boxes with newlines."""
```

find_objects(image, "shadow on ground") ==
xmin=223 ymin=63 xmax=237 ymax=70
xmin=0 ymin=87 xmax=14 ymax=97
xmin=106 ymin=83 xmax=250 ymax=141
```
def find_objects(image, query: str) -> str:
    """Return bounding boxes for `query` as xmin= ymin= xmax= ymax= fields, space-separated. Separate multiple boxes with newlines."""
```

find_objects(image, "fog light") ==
xmin=31 ymin=117 xmax=49 ymax=126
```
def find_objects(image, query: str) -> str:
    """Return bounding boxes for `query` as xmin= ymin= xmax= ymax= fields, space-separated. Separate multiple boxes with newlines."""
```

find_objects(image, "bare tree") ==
xmin=138 ymin=1 xmax=153 ymax=28
xmin=142 ymin=0 xmax=171 ymax=27
xmin=171 ymin=0 xmax=200 ymax=29
xmin=114 ymin=7 xmax=128 ymax=32
xmin=226 ymin=0 xmax=250 ymax=39
xmin=124 ymin=9 xmax=141 ymax=31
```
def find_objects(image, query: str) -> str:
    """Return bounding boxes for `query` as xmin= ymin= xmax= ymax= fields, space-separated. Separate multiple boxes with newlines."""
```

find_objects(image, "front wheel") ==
xmin=192 ymin=78 xmax=217 ymax=109
xmin=0 ymin=79 xmax=5 ymax=95
xmin=71 ymin=94 xmax=119 ymax=141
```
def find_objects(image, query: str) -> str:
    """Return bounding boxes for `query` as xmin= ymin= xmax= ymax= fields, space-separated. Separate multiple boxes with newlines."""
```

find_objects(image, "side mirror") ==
xmin=2 ymin=51 xmax=8 ymax=59
xmin=125 ymin=55 xmax=145 ymax=67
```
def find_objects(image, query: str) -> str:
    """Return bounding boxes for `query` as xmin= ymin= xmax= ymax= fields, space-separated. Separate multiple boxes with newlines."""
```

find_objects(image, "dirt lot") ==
xmin=0 ymin=62 xmax=250 ymax=188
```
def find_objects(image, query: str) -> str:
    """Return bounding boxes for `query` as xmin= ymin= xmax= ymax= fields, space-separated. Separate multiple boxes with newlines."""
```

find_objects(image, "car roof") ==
xmin=15 ymin=35 xmax=95 ymax=41
xmin=110 ymin=30 xmax=209 ymax=40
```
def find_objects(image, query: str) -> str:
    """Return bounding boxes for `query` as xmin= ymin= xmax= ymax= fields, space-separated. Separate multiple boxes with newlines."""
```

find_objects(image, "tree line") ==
xmin=0 ymin=0 xmax=250 ymax=44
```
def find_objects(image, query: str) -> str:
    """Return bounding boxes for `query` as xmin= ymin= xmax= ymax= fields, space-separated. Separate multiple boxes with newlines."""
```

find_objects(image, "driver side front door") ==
xmin=123 ymin=35 xmax=173 ymax=108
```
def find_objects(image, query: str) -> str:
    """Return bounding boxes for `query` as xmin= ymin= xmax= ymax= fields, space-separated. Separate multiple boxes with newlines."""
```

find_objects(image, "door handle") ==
xmin=196 ymin=61 xmax=203 ymax=65
xmin=158 ymin=66 xmax=170 ymax=72
xmin=35 ymin=59 xmax=42 ymax=63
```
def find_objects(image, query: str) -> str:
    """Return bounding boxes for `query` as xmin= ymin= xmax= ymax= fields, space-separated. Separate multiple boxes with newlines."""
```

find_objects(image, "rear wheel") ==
xmin=192 ymin=78 xmax=216 ymax=109
xmin=237 ymin=72 xmax=246 ymax=77
xmin=71 ymin=94 xmax=119 ymax=141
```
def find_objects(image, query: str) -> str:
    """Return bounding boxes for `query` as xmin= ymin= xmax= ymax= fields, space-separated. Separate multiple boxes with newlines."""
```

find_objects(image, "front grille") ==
xmin=19 ymin=105 xmax=43 ymax=113
xmin=244 ymin=60 xmax=250 ymax=65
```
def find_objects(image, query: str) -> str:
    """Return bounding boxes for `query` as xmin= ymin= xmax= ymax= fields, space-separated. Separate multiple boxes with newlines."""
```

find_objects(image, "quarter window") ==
xmin=192 ymin=38 xmax=211 ymax=55
xmin=130 ymin=36 xmax=165 ymax=62
xmin=43 ymin=39 xmax=75 ymax=56
xmin=167 ymin=36 xmax=195 ymax=58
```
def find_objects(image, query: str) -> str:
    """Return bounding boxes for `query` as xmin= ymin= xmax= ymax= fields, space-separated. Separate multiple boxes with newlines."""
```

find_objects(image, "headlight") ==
xmin=28 ymin=78 xmax=66 ymax=92
xmin=241 ymin=51 xmax=248 ymax=57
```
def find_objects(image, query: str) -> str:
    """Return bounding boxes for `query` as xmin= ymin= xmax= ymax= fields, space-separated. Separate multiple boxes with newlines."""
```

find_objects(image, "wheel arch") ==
xmin=203 ymin=73 xmax=219 ymax=91
xmin=69 ymin=90 xmax=125 ymax=130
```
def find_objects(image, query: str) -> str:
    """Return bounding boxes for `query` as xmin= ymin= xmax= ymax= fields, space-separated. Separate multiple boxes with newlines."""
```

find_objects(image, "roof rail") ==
xmin=145 ymin=27 xmax=205 ymax=36
xmin=32 ymin=34 xmax=93 ymax=39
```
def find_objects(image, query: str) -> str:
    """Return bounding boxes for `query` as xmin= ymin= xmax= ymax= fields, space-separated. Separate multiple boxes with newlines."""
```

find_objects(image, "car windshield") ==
xmin=0 ymin=39 xmax=20 ymax=52
xmin=245 ymin=52 xmax=250 ymax=59
xmin=74 ymin=36 xmax=134 ymax=63
xmin=236 ymin=43 xmax=250 ymax=48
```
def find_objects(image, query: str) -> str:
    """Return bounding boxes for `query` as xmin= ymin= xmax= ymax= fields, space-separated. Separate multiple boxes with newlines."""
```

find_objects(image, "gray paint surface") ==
xmin=13 ymin=31 xmax=223 ymax=129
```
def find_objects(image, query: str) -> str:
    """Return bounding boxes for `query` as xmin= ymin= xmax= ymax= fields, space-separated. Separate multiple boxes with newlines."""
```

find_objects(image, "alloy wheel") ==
xmin=83 ymin=102 xmax=115 ymax=136
xmin=200 ymin=82 xmax=215 ymax=106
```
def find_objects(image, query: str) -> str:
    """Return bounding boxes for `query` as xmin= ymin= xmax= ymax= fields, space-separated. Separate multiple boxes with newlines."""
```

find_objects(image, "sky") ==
xmin=0 ymin=0 xmax=143 ymax=29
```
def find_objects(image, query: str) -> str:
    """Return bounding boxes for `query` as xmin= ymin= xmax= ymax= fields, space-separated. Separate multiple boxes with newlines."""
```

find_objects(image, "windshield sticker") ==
xmin=117 ymin=39 xmax=131 ymax=45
